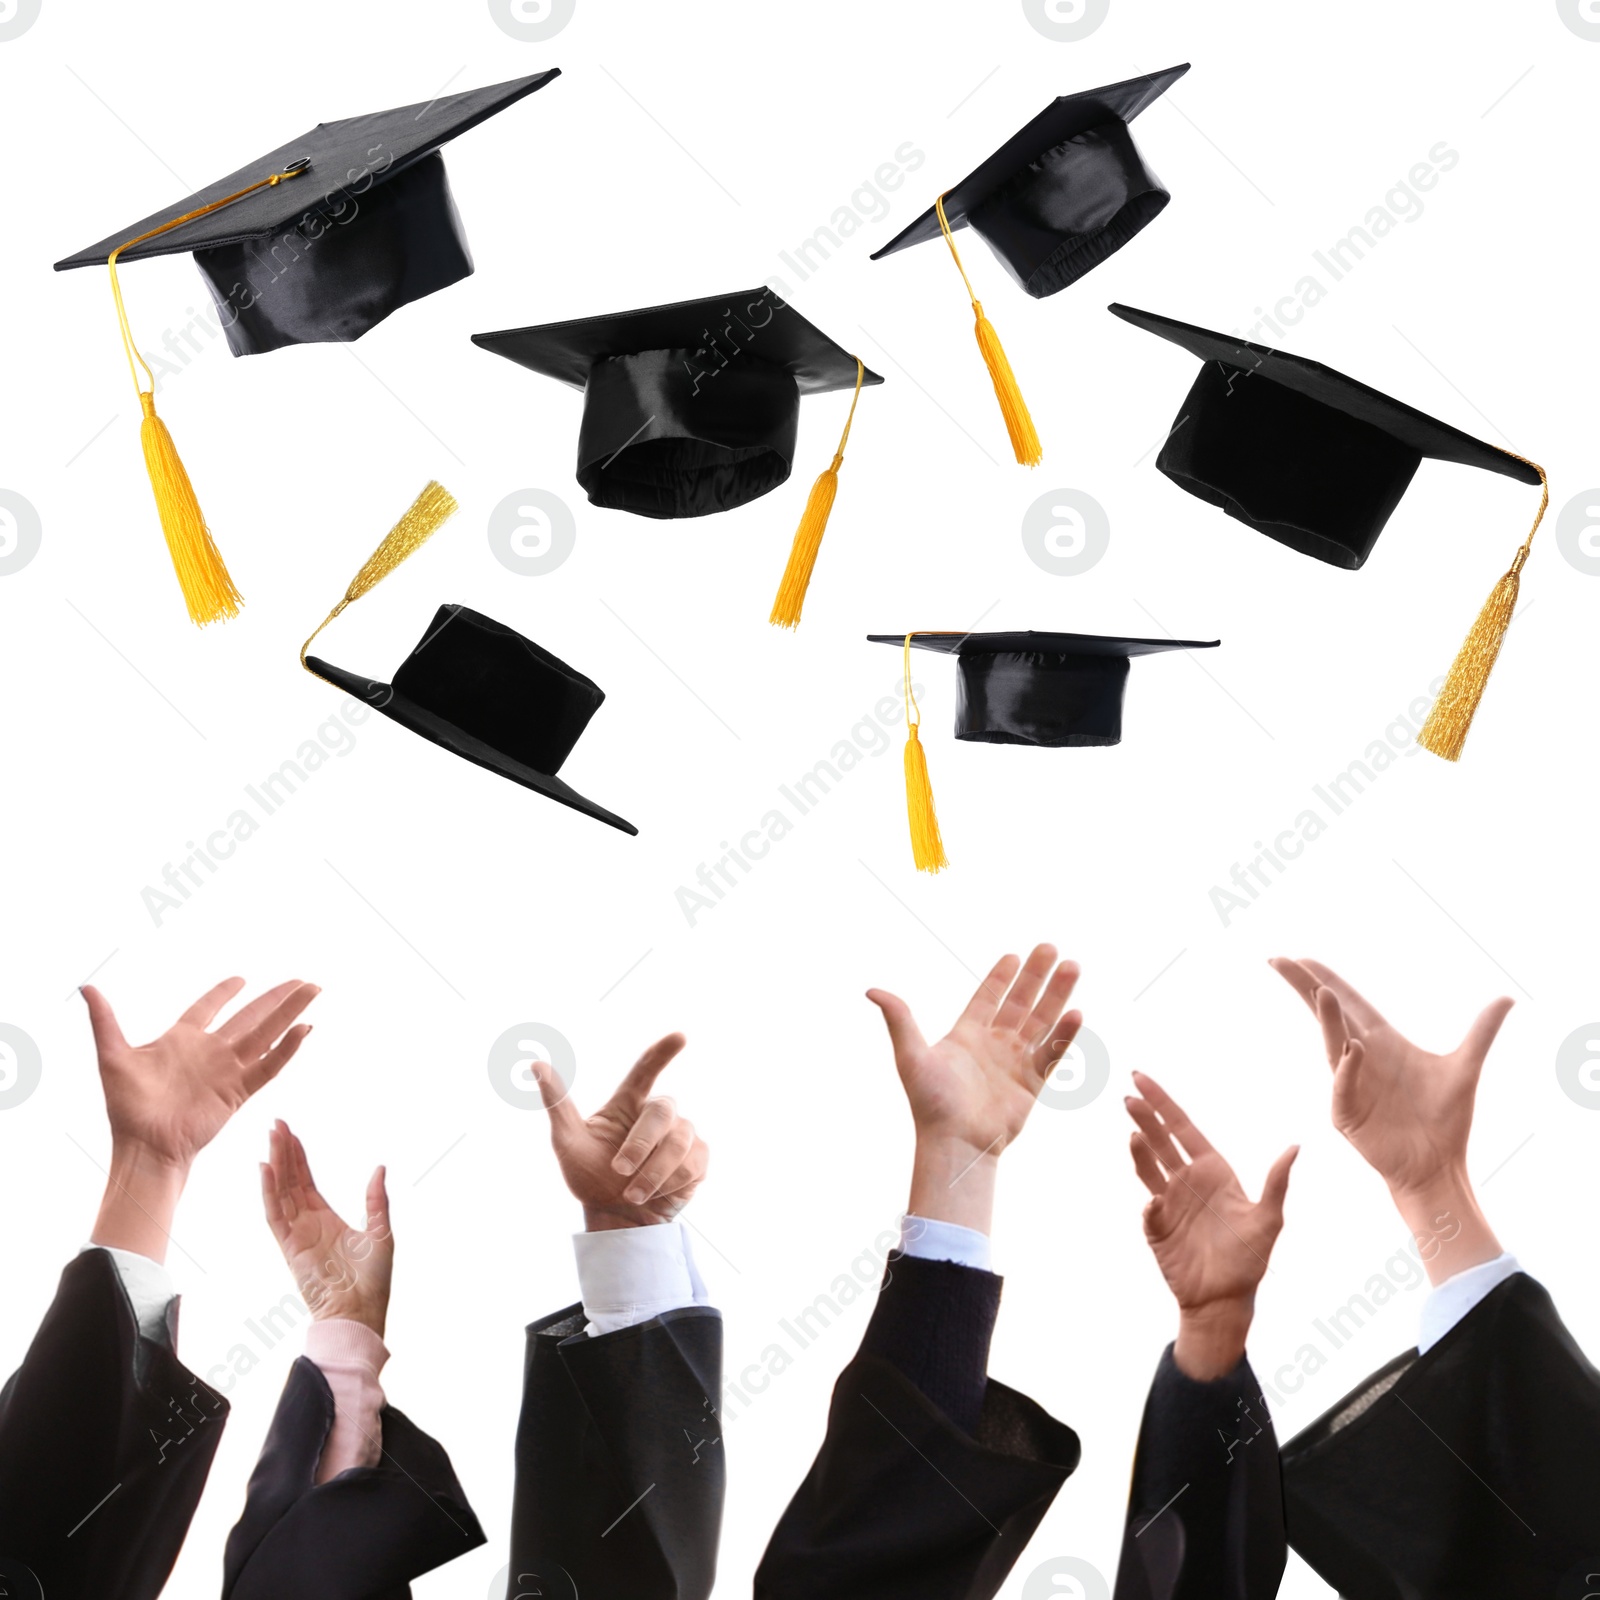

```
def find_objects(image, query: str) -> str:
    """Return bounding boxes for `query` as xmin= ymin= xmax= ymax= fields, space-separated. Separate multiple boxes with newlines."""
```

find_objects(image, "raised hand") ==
xmin=85 ymin=978 xmax=319 ymax=1172
xmin=86 ymin=978 xmax=319 ymax=1263
xmin=1269 ymin=957 xmax=1509 ymax=1283
xmin=1126 ymin=1073 xmax=1297 ymax=1378
xmin=261 ymin=1121 xmax=393 ymax=1335
xmin=868 ymin=944 xmax=1082 ymax=1232
xmin=534 ymin=1034 xmax=707 ymax=1231
xmin=1268 ymin=959 xmax=1511 ymax=1199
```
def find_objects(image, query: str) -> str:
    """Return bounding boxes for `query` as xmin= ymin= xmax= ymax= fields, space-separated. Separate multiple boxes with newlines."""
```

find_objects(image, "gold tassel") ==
xmin=138 ymin=392 xmax=241 ymax=625
xmin=904 ymin=723 xmax=949 ymax=873
xmin=770 ymin=358 xmax=865 ymax=629
xmin=936 ymin=193 xmax=1042 ymax=468
xmin=900 ymin=634 xmax=949 ymax=873
xmin=1418 ymin=458 xmax=1547 ymax=762
xmin=301 ymin=481 xmax=459 ymax=668
xmin=107 ymin=162 xmax=309 ymax=627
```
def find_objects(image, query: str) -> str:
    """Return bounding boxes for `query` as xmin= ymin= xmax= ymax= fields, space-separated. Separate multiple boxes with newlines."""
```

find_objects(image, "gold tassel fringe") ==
xmin=301 ymin=481 xmax=459 ymax=668
xmin=1417 ymin=457 xmax=1547 ymax=762
xmin=138 ymin=393 xmax=241 ymax=625
xmin=769 ymin=460 xmax=839 ymax=628
xmin=904 ymin=724 xmax=949 ymax=873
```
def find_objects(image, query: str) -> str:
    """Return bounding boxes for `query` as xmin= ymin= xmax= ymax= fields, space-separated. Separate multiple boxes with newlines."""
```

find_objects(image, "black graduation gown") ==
xmin=755 ymin=1253 xmax=1081 ymax=1600
xmin=1282 ymin=1272 xmax=1600 ymax=1599
xmin=221 ymin=1355 xmax=484 ymax=1599
xmin=1112 ymin=1347 xmax=1287 ymax=1600
xmin=0 ymin=1248 xmax=228 ymax=1600
xmin=507 ymin=1302 xmax=725 ymax=1600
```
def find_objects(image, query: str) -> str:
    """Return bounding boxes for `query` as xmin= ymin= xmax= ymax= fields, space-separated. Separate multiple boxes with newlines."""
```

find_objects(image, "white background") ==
xmin=1 ymin=2 xmax=1597 ymax=1596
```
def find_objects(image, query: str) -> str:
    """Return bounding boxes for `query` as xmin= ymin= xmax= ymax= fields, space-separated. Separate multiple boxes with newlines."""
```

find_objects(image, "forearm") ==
xmin=90 ymin=1142 xmax=189 ymax=1264
xmin=907 ymin=1136 xmax=998 ymax=1235
xmin=1389 ymin=1167 xmax=1501 ymax=1287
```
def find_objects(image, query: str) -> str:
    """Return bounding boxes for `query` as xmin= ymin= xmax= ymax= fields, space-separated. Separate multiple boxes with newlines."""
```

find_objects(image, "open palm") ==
xmin=868 ymin=945 xmax=1083 ymax=1159
xmin=85 ymin=978 xmax=318 ymax=1170
xmin=1128 ymin=1074 xmax=1296 ymax=1315
xmin=261 ymin=1120 xmax=392 ymax=1333
xmin=1270 ymin=958 xmax=1512 ymax=1197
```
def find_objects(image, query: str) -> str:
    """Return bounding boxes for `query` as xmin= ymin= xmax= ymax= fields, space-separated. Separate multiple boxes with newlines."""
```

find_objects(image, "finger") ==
xmin=623 ymin=1122 xmax=695 ymax=1204
xmin=1459 ymin=996 xmax=1514 ymax=1067
xmin=179 ymin=977 xmax=247 ymax=1031
xmin=1129 ymin=1130 xmax=1169 ymax=1196
xmin=1024 ymin=960 xmax=1080 ymax=1044
xmin=993 ymin=944 xmax=1058 ymax=1033
xmin=1125 ymin=1094 xmax=1183 ymax=1173
xmin=216 ymin=979 xmax=304 ymax=1041
xmin=365 ymin=1166 xmax=390 ymax=1239
xmin=532 ymin=1058 xmax=584 ymax=1136
xmin=1268 ymin=957 xmax=1322 ymax=1016
xmin=1260 ymin=1144 xmax=1300 ymax=1217
xmin=1315 ymin=987 xmax=1348 ymax=1067
xmin=1331 ymin=1039 xmax=1366 ymax=1126
xmin=956 ymin=954 xmax=1023 ymax=1029
xmin=866 ymin=989 xmax=928 ymax=1062
xmin=268 ymin=1122 xmax=298 ymax=1224
xmin=260 ymin=1159 xmax=286 ymax=1236
xmin=600 ymin=1033 xmax=688 ymax=1122
xmin=653 ymin=1136 xmax=710 ymax=1198
xmin=285 ymin=1123 xmax=318 ymax=1201
xmin=1299 ymin=960 xmax=1384 ymax=1028
xmin=233 ymin=983 xmax=321 ymax=1061
xmin=1130 ymin=1073 xmax=1216 ymax=1161
xmin=1033 ymin=1007 xmax=1083 ymax=1081
xmin=611 ymin=1097 xmax=678 ymax=1177
xmin=244 ymin=1024 xmax=311 ymax=1095
xmin=80 ymin=986 xmax=128 ymax=1056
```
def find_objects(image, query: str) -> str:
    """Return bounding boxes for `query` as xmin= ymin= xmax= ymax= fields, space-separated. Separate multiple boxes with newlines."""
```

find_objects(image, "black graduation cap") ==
xmin=865 ymin=67 xmax=1188 ymax=469
xmin=474 ymin=289 xmax=882 ymax=627
xmin=868 ymin=630 xmax=1218 ymax=871
xmin=300 ymin=484 xmax=635 ymax=835
xmin=1110 ymin=302 xmax=1550 ymax=761
xmin=873 ymin=66 xmax=1188 ymax=298
xmin=52 ymin=71 xmax=559 ymax=629
xmin=56 ymin=71 xmax=560 ymax=353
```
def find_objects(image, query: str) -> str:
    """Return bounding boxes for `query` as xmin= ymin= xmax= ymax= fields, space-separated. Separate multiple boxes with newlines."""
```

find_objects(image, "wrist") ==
xmin=1386 ymin=1168 xmax=1501 ymax=1286
xmin=582 ymin=1205 xmax=663 ymax=1232
xmin=91 ymin=1143 xmax=192 ymax=1264
xmin=1173 ymin=1298 xmax=1254 ymax=1381
xmin=908 ymin=1134 xmax=999 ymax=1235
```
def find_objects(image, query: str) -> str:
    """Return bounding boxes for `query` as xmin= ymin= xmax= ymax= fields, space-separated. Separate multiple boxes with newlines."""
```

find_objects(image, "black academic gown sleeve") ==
xmin=221 ymin=1355 xmax=484 ymax=1600
xmin=0 ymin=1248 xmax=228 ymax=1600
xmin=507 ymin=1302 xmax=725 ymax=1600
xmin=1112 ymin=1346 xmax=1286 ymax=1600
xmin=755 ymin=1252 xmax=1080 ymax=1600
xmin=1282 ymin=1272 xmax=1600 ymax=1599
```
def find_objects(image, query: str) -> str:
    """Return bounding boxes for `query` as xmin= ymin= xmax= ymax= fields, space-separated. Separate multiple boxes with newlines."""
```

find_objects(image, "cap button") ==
xmin=281 ymin=156 xmax=311 ymax=174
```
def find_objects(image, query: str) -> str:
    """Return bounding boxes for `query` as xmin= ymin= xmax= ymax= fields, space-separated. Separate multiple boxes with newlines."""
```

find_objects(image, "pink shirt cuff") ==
xmin=305 ymin=1318 xmax=389 ymax=1483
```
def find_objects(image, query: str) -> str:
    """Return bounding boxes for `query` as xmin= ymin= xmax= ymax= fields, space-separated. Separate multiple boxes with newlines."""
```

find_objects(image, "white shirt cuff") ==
xmin=1418 ymin=1251 xmax=1520 ymax=1354
xmin=572 ymin=1220 xmax=710 ymax=1337
xmin=81 ymin=1244 xmax=175 ymax=1344
xmin=899 ymin=1214 xmax=993 ymax=1273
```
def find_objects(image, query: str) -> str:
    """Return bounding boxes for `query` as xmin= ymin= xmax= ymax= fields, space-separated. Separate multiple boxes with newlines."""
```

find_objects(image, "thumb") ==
xmin=866 ymin=989 xmax=927 ymax=1063
xmin=532 ymin=1058 xmax=584 ymax=1140
xmin=80 ymin=986 xmax=127 ymax=1057
xmin=365 ymin=1165 xmax=390 ymax=1240
xmin=1261 ymin=1144 xmax=1300 ymax=1217
xmin=1459 ymin=996 xmax=1514 ymax=1069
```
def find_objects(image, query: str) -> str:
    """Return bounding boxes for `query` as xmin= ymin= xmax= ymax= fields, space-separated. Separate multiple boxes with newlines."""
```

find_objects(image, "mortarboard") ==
xmin=54 ymin=70 xmax=560 ymax=626
xmin=1110 ymin=302 xmax=1549 ymax=760
xmin=868 ymin=629 xmax=1219 ymax=872
xmin=472 ymin=288 xmax=882 ymax=628
xmin=300 ymin=483 xmax=636 ymax=835
xmin=870 ymin=66 xmax=1189 ymax=467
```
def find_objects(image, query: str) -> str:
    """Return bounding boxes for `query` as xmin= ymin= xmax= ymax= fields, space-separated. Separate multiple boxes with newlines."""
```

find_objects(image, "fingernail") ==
xmin=623 ymin=1185 xmax=647 ymax=1204
xmin=613 ymin=1154 xmax=638 ymax=1176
